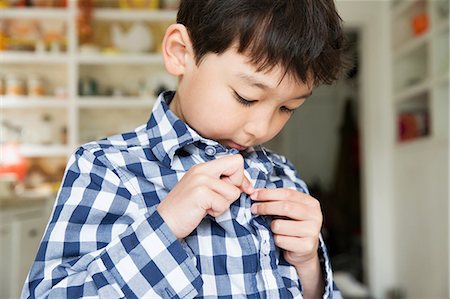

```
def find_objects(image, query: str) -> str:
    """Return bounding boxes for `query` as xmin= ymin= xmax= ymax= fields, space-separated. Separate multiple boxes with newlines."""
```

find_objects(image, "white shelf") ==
xmin=19 ymin=144 xmax=70 ymax=157
xmin=393 ymin=31 xmax=430 ymax=59
xmin=1 ymin=4 xmax=169 ymax=158
xmin=1 ymin=96 xmax=68 ymax=108
xmin=391 ymin=0 xmax=416 ymax=19
xmin=77 ymin=53 xmax=163 ymax=65
xmin=392 ymin=0 xmax=449 ymax=146
xmin=0 ymin=52 xmax=69 ymax=64
xmin=0 ymin=7 xmax=69 ymax=19
xmin=77 ymin=97 xmax=156 ymax=108
xmin=394 ymin=79 xmax=431 ymax=102
xmin=92 ymin=8 xmax=177 ymax=21
xmin=395 ymin=136 xmax=449 ymax=152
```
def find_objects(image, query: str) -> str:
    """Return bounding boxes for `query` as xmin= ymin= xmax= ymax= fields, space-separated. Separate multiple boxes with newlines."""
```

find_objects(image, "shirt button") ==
xmin=205 ymin=145 xmax=217 ymax=156
xmin=261 ymin=240 xmax=271 ymax=255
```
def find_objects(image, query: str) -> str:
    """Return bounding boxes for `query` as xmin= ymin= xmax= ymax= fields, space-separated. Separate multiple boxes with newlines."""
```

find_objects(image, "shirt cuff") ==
xmin=318 ymin=234 xmax=340 ymax=299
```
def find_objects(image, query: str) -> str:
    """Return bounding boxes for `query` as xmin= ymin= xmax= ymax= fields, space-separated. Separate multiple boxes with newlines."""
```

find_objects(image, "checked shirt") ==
xmin=22 ymin=91 xmax=342 ymax=298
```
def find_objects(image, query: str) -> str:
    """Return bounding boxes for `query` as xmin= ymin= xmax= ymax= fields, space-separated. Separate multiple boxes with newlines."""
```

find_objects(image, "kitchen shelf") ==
xmin=77 ymin=97 xmax=156 ymax=108
xmin=391 ymin=1 xmax=415 ymax=18
xmin=0 ymin=7 xmax=69 ymax=19
xmin=0 ymin=52 xmax=69 ymax=64
xmin=19 ymin=144 xmax=70 ymax=157
xmin=1 ymin=96 xmax=68 ymax=108
xmin=1 ymin=2 xmax=176 ymax=157
xmin=391 ymin=0 xmax=449 ymax=144
xmin=393 ymin=31 xmax=430 ymax=59
xmin=394 ymin=79 xmax=431 ymax=102
xmin=92 ymin=8 xmax=177 ymax=21
xmin=77 ymin=53 xmax=163 ymax=65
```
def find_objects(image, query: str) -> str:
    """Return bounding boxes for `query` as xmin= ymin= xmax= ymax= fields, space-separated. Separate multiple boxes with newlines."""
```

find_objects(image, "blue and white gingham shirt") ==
xmin=22 ymin=91 xmax=342 ymax=298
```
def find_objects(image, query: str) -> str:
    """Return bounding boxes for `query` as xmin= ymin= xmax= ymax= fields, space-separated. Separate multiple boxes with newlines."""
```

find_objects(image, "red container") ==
xmin=412 ymin=13 xmax=429 ymax=36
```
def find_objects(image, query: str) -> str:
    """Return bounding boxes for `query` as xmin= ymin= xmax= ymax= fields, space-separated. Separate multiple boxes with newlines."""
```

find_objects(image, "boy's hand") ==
xmin=250 ymin=188 xmax=323 ymax=267
xmin=157 ymin=154 xmax=254 ymax=239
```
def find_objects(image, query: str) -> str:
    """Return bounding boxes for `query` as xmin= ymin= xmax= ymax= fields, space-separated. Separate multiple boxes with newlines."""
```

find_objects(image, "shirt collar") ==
xmin=147 ymin=91 xmax=274 ymax=174
xmin=147 ymin=91 xmax=202 ymax=166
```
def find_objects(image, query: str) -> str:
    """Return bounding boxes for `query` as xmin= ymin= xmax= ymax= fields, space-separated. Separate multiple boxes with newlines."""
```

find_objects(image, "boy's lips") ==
xmin=229 ymin=142 xmax=248 ymax=151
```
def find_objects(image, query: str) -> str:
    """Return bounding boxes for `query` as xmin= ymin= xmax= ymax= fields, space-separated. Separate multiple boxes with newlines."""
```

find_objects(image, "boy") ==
xmin=23 ymin=0 xmax=347 ymax=298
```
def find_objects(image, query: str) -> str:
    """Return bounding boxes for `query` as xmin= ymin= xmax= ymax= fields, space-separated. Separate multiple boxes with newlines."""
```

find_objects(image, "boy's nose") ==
xmin=244 ymin=114 xmax=272 ymax=140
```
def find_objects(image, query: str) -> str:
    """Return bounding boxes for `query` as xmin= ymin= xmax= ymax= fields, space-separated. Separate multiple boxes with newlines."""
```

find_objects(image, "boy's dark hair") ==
xmin=177 ymin=0 xmax=349 ymax=86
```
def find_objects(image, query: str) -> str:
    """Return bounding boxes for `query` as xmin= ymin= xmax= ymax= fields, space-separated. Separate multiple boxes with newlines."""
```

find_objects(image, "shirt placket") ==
xmin=245 ymin=160 xmax=286 ymax=298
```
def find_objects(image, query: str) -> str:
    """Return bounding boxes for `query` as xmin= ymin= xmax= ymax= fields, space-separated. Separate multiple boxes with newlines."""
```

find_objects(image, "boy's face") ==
xmin=170 ymin=46 xmax=313 ymax=151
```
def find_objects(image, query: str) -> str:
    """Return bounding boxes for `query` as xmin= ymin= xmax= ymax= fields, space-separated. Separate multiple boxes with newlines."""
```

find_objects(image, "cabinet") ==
xmin=0 ymin=199 xmax=49 ymax=299
xmin=391 ymin=0 xmax=449 ymax=145
xmin=0 ymin=2 xmax=177 ymax=158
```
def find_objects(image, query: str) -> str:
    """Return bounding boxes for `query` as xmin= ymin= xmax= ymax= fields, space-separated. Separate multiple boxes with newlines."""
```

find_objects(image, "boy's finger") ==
xmin=200 ymin=154 xmax=242 ymax=178
xmin=207 ymin=176 xmax=242 ymax=201
xmin=239 ymin=175 xmax=254 ymax=194
xmin=250 ymin=188 xmax=294 ymax=201
xmin=251 ymin=201 xmax=307 ymax=220
xmin=202 ymin=154 xmax=251 ymax=189
xmin=221 ymin=173 xmax=254 ymax=195
xmin=251 ymin=187 xmax=309 ymax=202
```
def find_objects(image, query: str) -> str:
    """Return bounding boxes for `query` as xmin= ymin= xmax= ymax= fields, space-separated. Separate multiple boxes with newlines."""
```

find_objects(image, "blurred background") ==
xmin=0 ymin=0 xmax=448 ymax=298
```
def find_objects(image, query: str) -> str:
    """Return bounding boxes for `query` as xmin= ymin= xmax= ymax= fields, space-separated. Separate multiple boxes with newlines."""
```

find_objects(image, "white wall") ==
xmin=335 ymin=2 xmax=449 ymax=298
xmin=335 ymin=2 xmax=397 ymax=297
xmin=394 ymin=140 xmax=449 ymax=298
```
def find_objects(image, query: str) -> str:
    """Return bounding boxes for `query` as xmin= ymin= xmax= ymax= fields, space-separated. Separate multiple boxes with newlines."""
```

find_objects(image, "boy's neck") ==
xmin=168 ymin=92 xmax=186 ymax=123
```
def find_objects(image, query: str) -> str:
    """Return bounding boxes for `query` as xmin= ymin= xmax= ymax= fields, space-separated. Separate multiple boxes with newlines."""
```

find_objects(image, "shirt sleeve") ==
xmin=21 ymin=146 xmax=202 ymax=299
xmin=271 ymin=153 xmax=343 ymax=299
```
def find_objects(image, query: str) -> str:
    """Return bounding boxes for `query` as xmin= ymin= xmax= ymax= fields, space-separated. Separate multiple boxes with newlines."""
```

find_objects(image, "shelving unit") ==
xmin=0 ymin=2 xmax=177 ymax=158
xmin=391 ymin=0 xmax=449 ymax=145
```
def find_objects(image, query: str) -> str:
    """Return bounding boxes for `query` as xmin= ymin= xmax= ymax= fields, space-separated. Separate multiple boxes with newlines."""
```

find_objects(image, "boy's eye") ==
xmin=233 ymin=91 xmax=256 ymax=106
xmin=280 ymin=106 xmax=296 ymax=114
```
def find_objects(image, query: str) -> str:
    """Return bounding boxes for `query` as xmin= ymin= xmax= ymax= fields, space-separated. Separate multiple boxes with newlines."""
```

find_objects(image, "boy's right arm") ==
xmin=22 ymin=147 xmax=250 ymax=299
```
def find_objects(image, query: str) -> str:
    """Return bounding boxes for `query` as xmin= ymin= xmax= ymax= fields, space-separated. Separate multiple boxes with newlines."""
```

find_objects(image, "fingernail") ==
xmin=250 ymin=191 xmax=258 ymax=200
xmin=247 ymin=184 xmax=254 ymax=194
xmin=251 ymin=204 xmax=258 ymax=214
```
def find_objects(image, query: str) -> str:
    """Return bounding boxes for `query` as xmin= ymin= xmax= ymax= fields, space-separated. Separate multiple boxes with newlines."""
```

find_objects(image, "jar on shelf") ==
xmin=0 ymin=74 xmax=4 ymax=96
xmin=6 ymin=74 xmax=25 ymax=96
xmin=39 ymin=114 xmax=54 ymax=145
xmin=27 ymin=75 xmax=45 ymax=97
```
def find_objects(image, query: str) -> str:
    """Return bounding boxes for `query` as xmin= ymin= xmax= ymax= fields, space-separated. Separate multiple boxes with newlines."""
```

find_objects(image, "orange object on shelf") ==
xmin=119 ymin=0 xmax=160 ymax=10
xmin=0 ymin=142 xmax=26 ymax=182
xmin=412 ymin=13 xmax=429 ymax=36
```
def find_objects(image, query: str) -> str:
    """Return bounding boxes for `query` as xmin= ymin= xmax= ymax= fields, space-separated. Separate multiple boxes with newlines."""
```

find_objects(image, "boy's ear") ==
xmin=162 ymin=24 xmax=195 ymax=76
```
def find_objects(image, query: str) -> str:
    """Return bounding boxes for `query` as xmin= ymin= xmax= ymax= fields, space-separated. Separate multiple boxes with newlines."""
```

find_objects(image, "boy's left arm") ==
xmin=251 ymin=156 xmax=342 ymax=299
xmin=250 ymin=188 xmax=328 ymax=298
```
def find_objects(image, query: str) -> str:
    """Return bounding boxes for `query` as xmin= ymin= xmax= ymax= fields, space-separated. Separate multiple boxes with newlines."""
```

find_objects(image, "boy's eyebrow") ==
xmin=236 ymin=72 xmax=313 ymax=99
